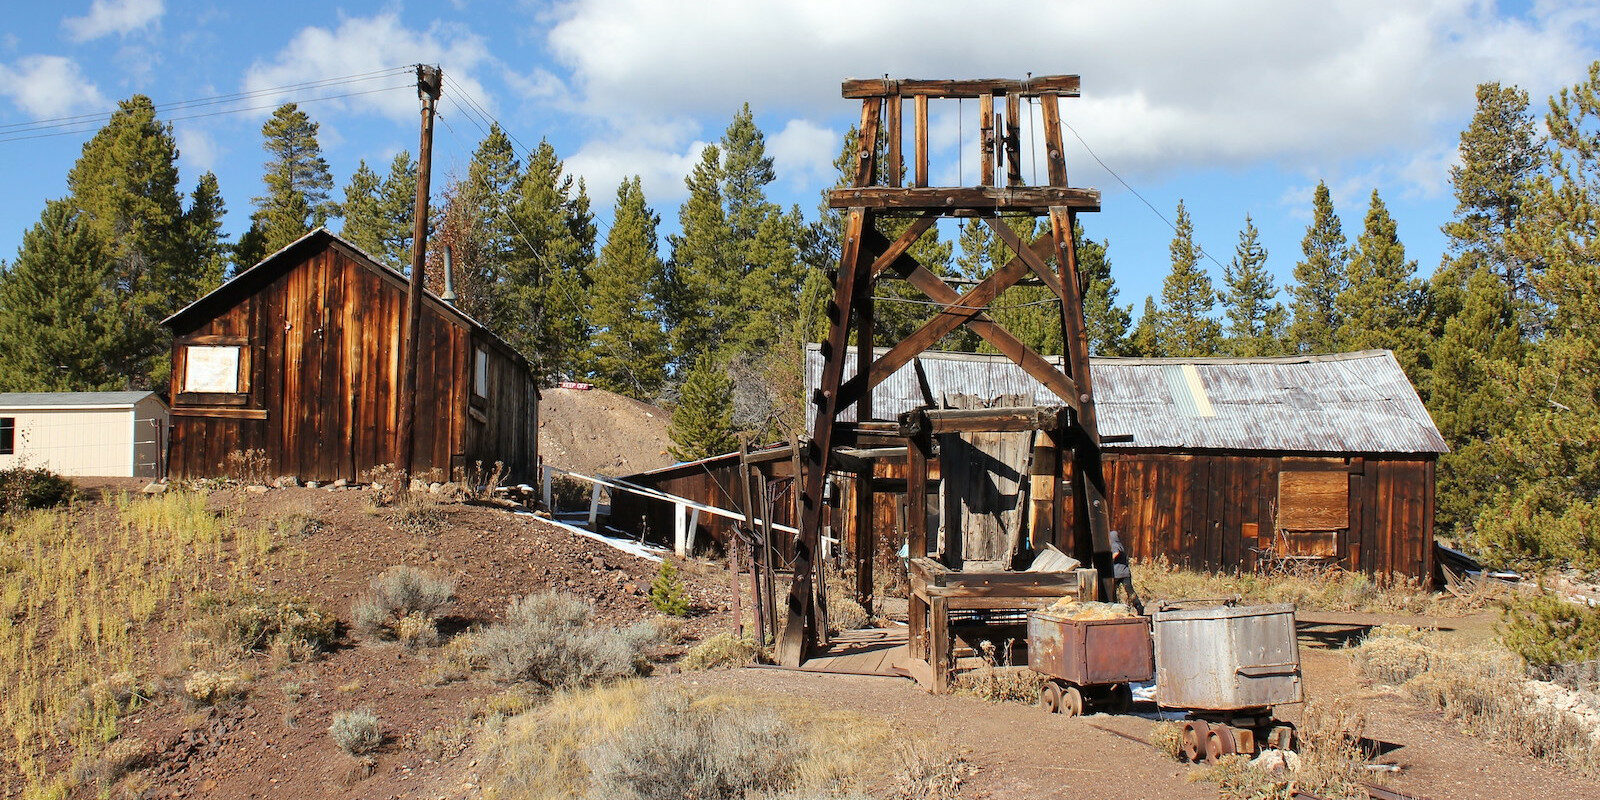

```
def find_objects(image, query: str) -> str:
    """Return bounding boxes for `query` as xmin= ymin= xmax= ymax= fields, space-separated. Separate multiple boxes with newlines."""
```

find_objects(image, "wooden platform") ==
xmin=793 ymin=627 xmax=909 ymax=677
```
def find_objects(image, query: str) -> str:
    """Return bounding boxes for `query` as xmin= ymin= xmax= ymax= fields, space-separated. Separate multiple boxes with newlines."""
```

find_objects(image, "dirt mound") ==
xmin=539 ymin=387 xmax=676 ymax=476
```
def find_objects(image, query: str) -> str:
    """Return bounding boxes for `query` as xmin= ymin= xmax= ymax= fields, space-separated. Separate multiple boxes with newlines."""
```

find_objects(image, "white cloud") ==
xmin=541 ymin=0 xmax=1600 ymax=191
xmin=174 ymin=124 xmax=220 ymax=173
xmin=0 ymin=55 xmax=107 ymax=118
xmin=768 ymin=119 xmax=837 ymax=192
xmin=243 ymin=13 xmax=496 ymax=125
xmin=62 ymin=0 xmax=164 ymax=42
xmin=566 ymin=139 xmax=712 ymax=211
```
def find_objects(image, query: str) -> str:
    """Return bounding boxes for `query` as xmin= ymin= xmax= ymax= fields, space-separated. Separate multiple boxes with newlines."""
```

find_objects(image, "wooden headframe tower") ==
xmin=779 ymin=75 xmax=1114 ymax=667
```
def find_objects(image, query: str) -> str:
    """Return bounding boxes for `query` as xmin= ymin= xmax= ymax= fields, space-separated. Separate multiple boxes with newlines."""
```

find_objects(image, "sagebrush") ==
xmin=475 ymin=592 xmax=659 ymax=690
xmin=352 ymin=565 xmax=455 ymax=647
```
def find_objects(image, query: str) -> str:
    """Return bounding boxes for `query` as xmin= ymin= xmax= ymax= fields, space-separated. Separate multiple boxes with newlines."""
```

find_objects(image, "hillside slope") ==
xmin=538 ymin=387 xmax=676 ymax=476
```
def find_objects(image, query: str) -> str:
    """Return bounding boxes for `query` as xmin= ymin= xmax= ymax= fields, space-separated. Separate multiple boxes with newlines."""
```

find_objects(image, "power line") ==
xmin=1059 ymin=119 xmax=1231 ymax=274
xmin=0 ymin=69 xmax=415 ymax=144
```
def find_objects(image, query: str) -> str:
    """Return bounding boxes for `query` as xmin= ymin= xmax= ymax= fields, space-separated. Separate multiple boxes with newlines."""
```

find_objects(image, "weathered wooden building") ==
xmin=162 ymin=228 xmax=538 ymax=482
xmin=800 ymin=346 xmax=1447 ymax=581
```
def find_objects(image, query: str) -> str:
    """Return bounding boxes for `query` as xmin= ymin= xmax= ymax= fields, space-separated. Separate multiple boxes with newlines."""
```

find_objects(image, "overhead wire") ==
xmin=0 ymin=66 xmax=414 ymax=143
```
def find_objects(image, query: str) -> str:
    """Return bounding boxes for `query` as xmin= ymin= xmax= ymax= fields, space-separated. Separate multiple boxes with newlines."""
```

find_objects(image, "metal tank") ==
xmin=1151 ymin=602 xmax=1302 ymax=712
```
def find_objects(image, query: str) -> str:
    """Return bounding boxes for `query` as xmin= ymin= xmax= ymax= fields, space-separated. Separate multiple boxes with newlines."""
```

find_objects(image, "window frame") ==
xmin=0 ymin=417 xmax=13 ymax=455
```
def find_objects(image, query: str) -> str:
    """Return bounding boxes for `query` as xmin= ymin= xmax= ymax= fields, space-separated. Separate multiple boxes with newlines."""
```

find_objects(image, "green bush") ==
xmin=1500 ymin=593 xmax=1600 ymax=672
xmin=681 ymin=633 xmax=761 ymax=670
xmin=649 ymin=560 xmax=690 ymax=617
xmin=192 ymin=591 xmax=337 ymax=660
xmin=0 ymin=466 xmax=74 ymax=515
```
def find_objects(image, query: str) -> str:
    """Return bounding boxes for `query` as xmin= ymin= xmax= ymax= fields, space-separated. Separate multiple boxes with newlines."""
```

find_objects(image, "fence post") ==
xmin=542 ymin=466 xmax=553 ymax=510
xmin=588 ymin=482 xmax=602 ymax=529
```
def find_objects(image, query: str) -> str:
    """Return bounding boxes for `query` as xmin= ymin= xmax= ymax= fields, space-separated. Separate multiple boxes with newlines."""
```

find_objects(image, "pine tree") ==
xmin=1220 ymin=216 xmax=1287 ymax=357
xmin=1288 ymin=181 xmax=1347 ymax=354
xmin=1441 ymin=82 xmax=1544 ymax=319
xmin=1473 ymin=61 xmax=1600 ymax=569
xmin=721 ymin=103 xmax=778 ymax=246
xmin=181 ymin=171 xmax=229 ymax=294
xmin=431 ymin=124 xmax=523 ymax=328
xmin=341 ymin=160 xmax=385 ymax=257
xmin=666 ymin=144 xmax=735 ymax=368
xmin=1129 ymin=297 xmax=1163 ymax=357
xmin=1077 ymin=223 xmax=1132 ymax=357
xmin=668 ymin=355 xmax=738 ymax=461
xmin=0 ymin=202 xmax=149 ymax=391
xmin=589 ymin=176 xmax=669 ymax=398
xmin=1337 ymin=190 xmax=1426 ymax=377
xmin=242 ymin=103 xmax=338 ymax=262
xmin=1154 ymin=201 xmax=1221 ymax=357
xmin=505 ymin=140 xmax=594 ymax=380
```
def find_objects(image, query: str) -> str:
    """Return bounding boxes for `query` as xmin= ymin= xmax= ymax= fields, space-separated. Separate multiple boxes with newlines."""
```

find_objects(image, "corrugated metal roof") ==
xmin=804 ymin=345 xmax=1447 ymax=454
xmin=0 ymin=391 xmax=161 ymax=408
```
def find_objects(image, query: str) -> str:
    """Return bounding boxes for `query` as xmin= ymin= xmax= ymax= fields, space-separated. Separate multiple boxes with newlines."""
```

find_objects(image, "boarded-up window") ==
xmin=473 ymin=348 xmax=489 ymax=398
xmin=1277 ymin=470 xmax=1346 ymax=557
xmin=184 ymin=346 xmax=241 ymax=393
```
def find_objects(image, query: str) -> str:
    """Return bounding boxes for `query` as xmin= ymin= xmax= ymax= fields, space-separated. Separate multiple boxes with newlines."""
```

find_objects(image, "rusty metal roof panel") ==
xmin=804 ymin=346 xmax=1447 ymax=454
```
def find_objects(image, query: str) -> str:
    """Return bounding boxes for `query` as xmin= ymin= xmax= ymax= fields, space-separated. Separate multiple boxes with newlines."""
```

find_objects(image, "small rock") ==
xmin=333 ymin=478 xmax=349 ymax=488
xmin=245 ymin=485 xmax=270 ymax=494
xmin=141 ymin=481 xmax=168 ymax=494
xmin=429 ymin=482 xmax=444 ymax=493
xmin=306 ymin=481 xmax=320 ymax=489
xmin=273 ymin=475 xmax=301 ymax=488
xmin=623 ymin=582 xmax=640 ymax=595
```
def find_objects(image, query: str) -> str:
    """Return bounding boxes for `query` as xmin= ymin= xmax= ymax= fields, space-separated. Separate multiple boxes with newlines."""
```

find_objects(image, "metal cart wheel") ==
xmin=1039 ymin=682 xmax=1061 ymax=714
xmin=1267 ymin=724 xmax=1296 ymax=751
xmin=1180 ymin=720 xmax=1209 ymax=762
xmin=1205 ymin=726 xmax=1238 ymax=764
xmin=1061 ymin=685 xmax=1084 ymax=717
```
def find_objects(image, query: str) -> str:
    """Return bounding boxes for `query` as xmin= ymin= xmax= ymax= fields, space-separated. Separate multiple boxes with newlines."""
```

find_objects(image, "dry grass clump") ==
xmin=1354 ymin=625 xmax=1600 ymax=775
xmin=827 ymin=597 xmax=871 ymax=633
xmin=474 ymin=592 xmax=660 ymax=690
xmin=182 ymin=669 xmax=248 ymax=706
xmin=329 ymin=708 xmax=384 ymax=755
xmin=188 ymin=590 xmax=337 ymax=664
xmin=0 ymin=491 xmax=263 ymax=794
xmin=69 ymin=735 xmax=149 ymax=795
xmin=482 ymin=682 xmax=919 ymax=800
xmin=1189 ymin=700 xmax=1368 ymax=800
xmin=952 ymin=666 xmax=1047 ymax=704
xmin=681 ymin=633 xmax=763 ymax=671
xmin=1150 ymin=720 xmax=1185 ymax=761
xmin=352 ymin=565 xmax=455 ymax=648
xmin=1132 ymin=556 xmax=1481 ymax=615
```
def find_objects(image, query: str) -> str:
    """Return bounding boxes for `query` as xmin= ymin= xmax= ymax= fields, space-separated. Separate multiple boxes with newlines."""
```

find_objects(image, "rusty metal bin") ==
xmin=1027 ymin=611 xmax=1155 ymax=686
xmin=1151 ymin=602 xmax=1302 ymax=712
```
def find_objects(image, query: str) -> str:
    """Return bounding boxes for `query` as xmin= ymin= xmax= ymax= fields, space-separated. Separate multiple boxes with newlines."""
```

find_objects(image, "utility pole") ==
xmin=397 ymin=64 xmax=442 ymax=480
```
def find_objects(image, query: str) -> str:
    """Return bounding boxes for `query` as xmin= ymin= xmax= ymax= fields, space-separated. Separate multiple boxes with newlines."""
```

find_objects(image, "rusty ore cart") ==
xmin=1153 ymin=601 xmax=1303 ymax=763
xmin=1027 ymin=610 xmax=1155 ymax=716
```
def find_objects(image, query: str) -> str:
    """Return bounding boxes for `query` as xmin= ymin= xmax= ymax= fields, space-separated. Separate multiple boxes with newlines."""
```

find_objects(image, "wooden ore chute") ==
xmin=780 ymin=76 xmax=1117 ymax=668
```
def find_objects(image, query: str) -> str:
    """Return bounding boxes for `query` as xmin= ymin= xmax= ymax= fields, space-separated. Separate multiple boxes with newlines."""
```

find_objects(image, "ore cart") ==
xmin=1151 ymin=601 xmax=1303 ymax=763
xmin=1027 ymin=610 xmax=1155 ymax=716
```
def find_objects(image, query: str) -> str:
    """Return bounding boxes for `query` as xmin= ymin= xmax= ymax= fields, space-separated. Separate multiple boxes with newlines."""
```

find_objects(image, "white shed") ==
xmin=0 ymin=392 xmax=169 ymax=478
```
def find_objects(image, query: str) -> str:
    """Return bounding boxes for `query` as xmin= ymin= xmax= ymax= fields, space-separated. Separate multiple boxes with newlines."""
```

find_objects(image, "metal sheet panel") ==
xmin=806 ymin=345 xmax=1447 ymax=455
xmin=1151 ymin=603 xmax=1303 ymax=710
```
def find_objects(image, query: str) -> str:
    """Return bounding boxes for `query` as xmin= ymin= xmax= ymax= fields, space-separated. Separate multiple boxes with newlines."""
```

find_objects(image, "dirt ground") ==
xmin=23 ymin=483 xmax=1600 ymax=799
xmin=537 ymin=387 xmax=675 ymax=476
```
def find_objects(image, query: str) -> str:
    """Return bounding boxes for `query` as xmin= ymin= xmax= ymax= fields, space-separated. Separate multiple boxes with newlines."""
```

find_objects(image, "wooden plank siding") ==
xmin=166 ymin=231 xmax=537 ymax=483
xmin=1091 ymin=451 xmax=1434 ymax=581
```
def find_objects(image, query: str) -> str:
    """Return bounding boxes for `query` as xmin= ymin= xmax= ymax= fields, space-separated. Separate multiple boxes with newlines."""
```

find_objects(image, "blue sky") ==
xmin=3 ymin=1 xmax=1598 ymax=315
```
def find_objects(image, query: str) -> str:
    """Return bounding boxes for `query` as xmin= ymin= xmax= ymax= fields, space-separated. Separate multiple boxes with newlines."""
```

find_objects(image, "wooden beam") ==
xmin=827 ymin=186 xmax=1100 ymax=212
xmin=985 ymin=217 xmax=1067 ymax=301
xmin=854 ymin=98 xmax=882 ymax=187
xmin=1039 ymin=93 xmax=1069 ymax=187
xmin=869 ymin=215 xmax=937 ymax=278
xmin=979 ymin=93 xmax=994 ymax=187
xmin=887 ymin=96 xmax=903 ymax=188
xmin=914 ymin=94 xmax=929 ymax=187
xmin=919 ymin=406 xmax=1070 ymax=434
xmin=1005 ymin=92 xmax=1023 ymax=187
xmin=842 ymin=76 xmax=1082 ymax=99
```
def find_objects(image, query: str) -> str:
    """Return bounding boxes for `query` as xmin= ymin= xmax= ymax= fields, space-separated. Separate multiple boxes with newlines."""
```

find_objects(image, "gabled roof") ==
xmin=804 ymin=345 xmax=1448 ymax=455
xmin=0 ymin=391 xmax=164 ymax=409
xmin=161 ymin=228 xmax=531 ymax=370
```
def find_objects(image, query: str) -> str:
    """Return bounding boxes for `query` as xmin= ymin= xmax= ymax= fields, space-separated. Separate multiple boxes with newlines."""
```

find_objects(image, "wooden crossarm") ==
xmin=842 ymin=76 xmax=1081 ymax=99
xmin=827 ymin=186 xmax=1100 ymax=213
